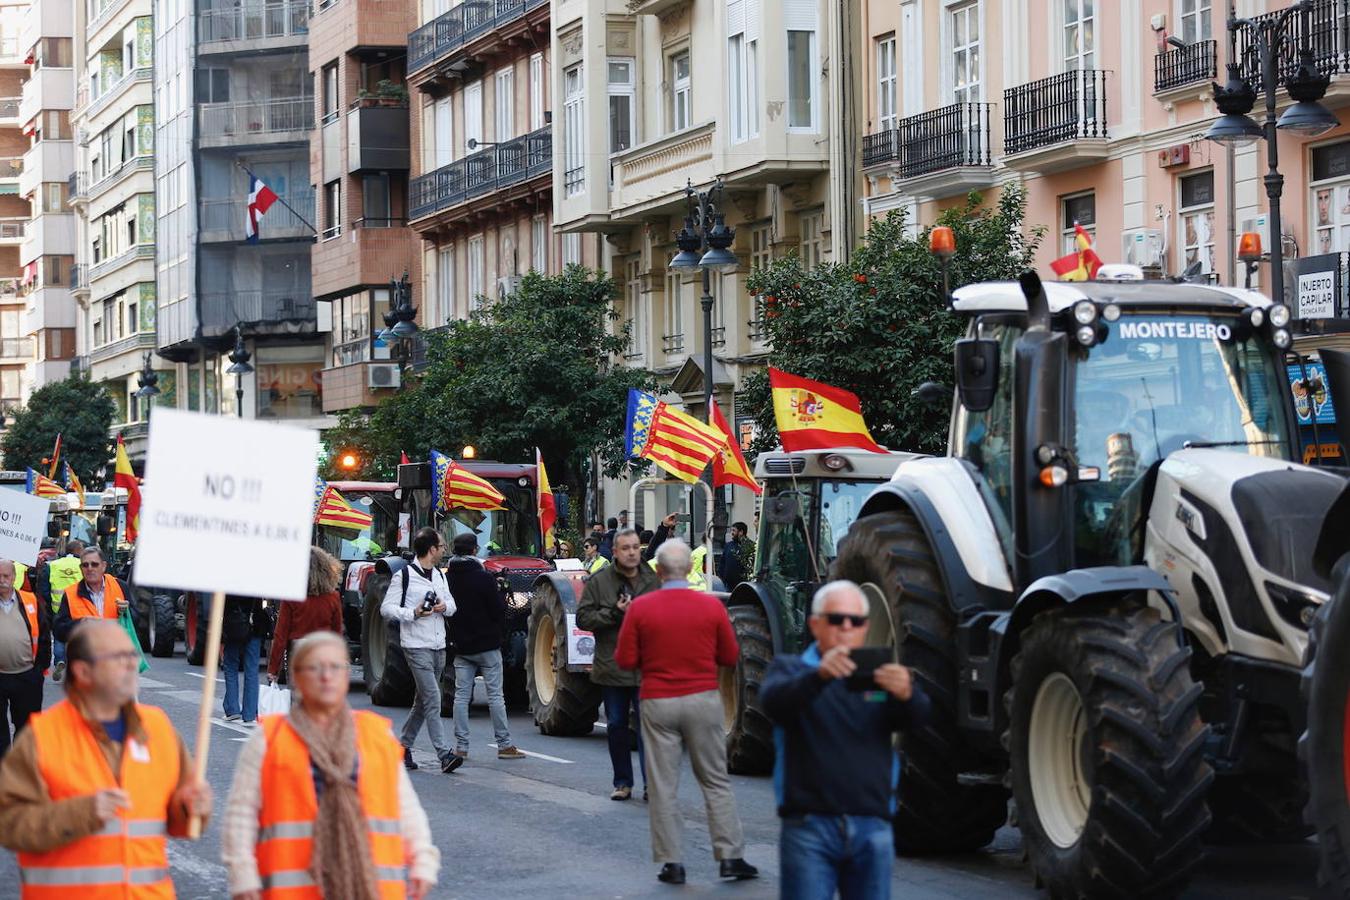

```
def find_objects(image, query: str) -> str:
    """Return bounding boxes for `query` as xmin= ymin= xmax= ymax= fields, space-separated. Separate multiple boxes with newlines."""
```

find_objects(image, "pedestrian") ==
xmin=760 ymin=580 xmax=931 ymax=900
xmin=268 ymin=548 xmax=345 ymax=684
xmin=582 ymin=537 xmax=609 ymax=575
xmin=558 ymin=540 xmax=576 ymax=560
xmin=618 ymin=509 xmax=630 ymax=530
xmin=0 ymin=619 xmax=212 ymax=894
xmin=719 ymin=522 xmax=751 ymax=589
xmin=616 ymin=539 xmax=757 ymax=885
xmin=52 ymin=547 xmax=130 ymax=669
xmin=600 ymin=517 xmax=619 ymax=560
xmin=639 ymin=530 xmax=654 ymax=556
xmin=222 ymin=631 xmax=440 ymax=900
xmin=444 ymin=532 xmax=525 ymax=763
xmin=576 ymin=527 xmax=660 ymax=802
xmin=0 ymin=560 xmax=49 ymax=758
xmin=42 ymin=539 xmax=84 ymax=682
xmin=380 ymin=527 xmax=459 ymax=773
xmin=221 ymin=596 xmax=265 ymax=725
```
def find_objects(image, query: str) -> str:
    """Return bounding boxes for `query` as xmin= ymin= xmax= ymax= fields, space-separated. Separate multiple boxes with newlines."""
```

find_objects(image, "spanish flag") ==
xmin=623 ymin=389 xmax=728 ymax=484
xmin=536 ymin=448 xmax=556 ymax=551
xmin=769 ymin=369 xmax=885 ymax=453
xmin=1049 ymin=223 xmax=1103 ymax=282
xmin=114 ymin=435 xmax=142 ymax=542
xmin=25 ymin=468 xmax=65 ymax=499
xmin=314 ymin=485 xmax=374 ymax=531
xmin=711 ymin=402 xmax=761 ymax=495
xmin=65 ymin=462 xmax=85 ymax=511
xmin=431 ymin=450 xmax=506 ymax=512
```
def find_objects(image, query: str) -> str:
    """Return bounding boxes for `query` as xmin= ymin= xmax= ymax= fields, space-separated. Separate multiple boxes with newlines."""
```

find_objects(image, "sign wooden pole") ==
xmin=187 ymin=590 xmax=226 ymax=839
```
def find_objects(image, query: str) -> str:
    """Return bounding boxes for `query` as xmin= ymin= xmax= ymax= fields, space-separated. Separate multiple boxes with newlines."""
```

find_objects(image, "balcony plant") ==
xmin=356 ymin=79 xmax=410 ymax=108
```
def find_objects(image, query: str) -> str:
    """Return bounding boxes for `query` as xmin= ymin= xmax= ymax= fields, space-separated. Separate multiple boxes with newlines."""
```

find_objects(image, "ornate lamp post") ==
xmin=134 ymin=352 xmax=160 ymax=420
xmin=225 ymin=326 xmax=253 ymax=418
xmin=377 ymin=271 xmax=419 ymax=372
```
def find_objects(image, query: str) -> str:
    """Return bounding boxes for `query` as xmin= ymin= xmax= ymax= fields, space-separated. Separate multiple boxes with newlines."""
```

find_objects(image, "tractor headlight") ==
xmin=1268 ymin=303 xmax=1291 ymax=328
xmin=1101 ymin=303 xmax=1121 ymax=322
xmin=1075 ymin=324 xmax=1098 ymax=346
xmin=1272 ymin=328 xmax=1292 ymax=350
xmin=507 ymin=591 xmax=532 ymax=611
xmin=1072 ymin=300 xmax=1098 ymax=325
xmin=1247 ymin=307 xmax=1265 ymax=329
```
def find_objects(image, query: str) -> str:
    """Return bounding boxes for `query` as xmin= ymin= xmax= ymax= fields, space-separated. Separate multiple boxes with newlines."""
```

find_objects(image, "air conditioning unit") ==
xmin=497 ymin=275 xmax=522 ymax=298
xmin=1121 ymin=228 xmax=1164 ymax=269
xmin=368 ymin=363 xmax=401 ymax=389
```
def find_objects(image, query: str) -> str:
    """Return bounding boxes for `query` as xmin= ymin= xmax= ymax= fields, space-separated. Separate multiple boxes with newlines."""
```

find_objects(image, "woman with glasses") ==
xmin=221 ymin=631 xmax=440 ymax=900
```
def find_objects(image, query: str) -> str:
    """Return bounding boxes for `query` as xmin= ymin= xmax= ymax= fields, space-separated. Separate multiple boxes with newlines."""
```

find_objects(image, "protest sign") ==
xmin=0 ymin=490 xmax=57 ymax=565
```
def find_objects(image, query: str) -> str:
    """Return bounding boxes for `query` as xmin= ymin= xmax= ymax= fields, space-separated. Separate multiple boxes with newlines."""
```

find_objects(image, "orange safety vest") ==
xmin=18 ymin=699 xmax=179 ymax=899
xmin=13 ymin=590 xmax=43 ymax=674
xmin=257 ymin=711 xmax=407 ymax=899
xmin=64 ymin=577 xmax=125 ymax=622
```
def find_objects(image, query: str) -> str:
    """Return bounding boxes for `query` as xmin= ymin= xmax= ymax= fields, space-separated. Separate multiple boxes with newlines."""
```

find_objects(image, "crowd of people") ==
xmin=0 ymin=521 xmax=928 ymax=900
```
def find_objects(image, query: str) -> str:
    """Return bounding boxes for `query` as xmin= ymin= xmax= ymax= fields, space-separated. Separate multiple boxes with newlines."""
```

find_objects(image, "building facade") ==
xmin=4 ymin=0 xmax=38 ymax=411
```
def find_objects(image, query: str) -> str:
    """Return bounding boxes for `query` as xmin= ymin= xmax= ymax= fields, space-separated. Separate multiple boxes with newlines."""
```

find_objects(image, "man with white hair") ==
xmin=615 ymin=539 xmax=757 ymax=886
xmin=759 ymin=580 xmax=930 ymax=899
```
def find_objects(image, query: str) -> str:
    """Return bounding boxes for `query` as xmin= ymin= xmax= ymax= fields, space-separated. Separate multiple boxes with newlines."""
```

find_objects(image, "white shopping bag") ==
xmin=258 ymin=684 xmax=292 ymax=716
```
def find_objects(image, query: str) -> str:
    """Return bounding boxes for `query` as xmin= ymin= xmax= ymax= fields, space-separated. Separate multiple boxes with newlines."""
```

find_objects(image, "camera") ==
xmin=421 ymin=591 xmax=438 ymax=613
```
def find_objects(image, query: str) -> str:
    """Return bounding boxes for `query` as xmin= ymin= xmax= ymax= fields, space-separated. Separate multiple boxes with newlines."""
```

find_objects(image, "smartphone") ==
xmin=844 ymin=647 xmax=892 ymax=692
xmin=673 ymin=513 xmax=692 ymax=524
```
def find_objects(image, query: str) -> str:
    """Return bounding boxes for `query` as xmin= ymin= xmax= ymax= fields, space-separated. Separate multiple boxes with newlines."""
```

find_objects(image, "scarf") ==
xmin=285 ymin=703 xmax=380 ymax=900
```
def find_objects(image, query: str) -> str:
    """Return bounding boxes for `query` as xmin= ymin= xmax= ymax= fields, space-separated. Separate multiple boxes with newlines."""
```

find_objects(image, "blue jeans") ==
xmin=452 ymin=649 xmax=512 ymax=751
xmin=52 ymin=639 xmax=64 ymax=668
xmin=222 ymin=637 xmax=261 ymax=722
xmin=780 ymin=814 xmax=893 ymax=900
xmin=601 ymin=685 xmax=644 ymax=789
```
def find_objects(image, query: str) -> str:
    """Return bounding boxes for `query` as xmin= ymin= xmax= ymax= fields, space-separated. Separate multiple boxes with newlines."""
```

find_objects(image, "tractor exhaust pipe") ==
xmin=1018 ymin=270 xmax=1052 ymax=332
xmin=1319 ymin=349 xmax=1350 ymax=453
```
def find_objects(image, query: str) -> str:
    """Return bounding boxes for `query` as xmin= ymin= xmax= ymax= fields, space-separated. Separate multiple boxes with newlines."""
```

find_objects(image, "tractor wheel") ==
xmin=362 ymin=581 xmax=415 ymax=707
xmin=1301 ymin=580 xmax=1350 ymax=897
xmin=1007 ymin=605 xmax=1212 ymax=899
xmin=721 ymin=604 xmax=775 ymax=775
xmin=1207 ymin=759 xmax=1311 ymax=844
xmin=147 ymin=592 xmax=177 ymax=658
xmin=833 ymin=509 xmax=1008 ymax=854
xmin=185 ymin=594 xmax=204 ymax=666
xmin=526 ymin=579 xmax=600 ymax=736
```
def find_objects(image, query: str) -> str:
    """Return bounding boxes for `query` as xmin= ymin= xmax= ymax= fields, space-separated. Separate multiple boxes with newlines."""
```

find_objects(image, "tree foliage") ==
xmin=323 ymin=267 xmax=657 ymax=515
xmin=1 ymin=376 xmax=117 ymax=485
xmin=742 ymin=187 xmax=1044 ymax=455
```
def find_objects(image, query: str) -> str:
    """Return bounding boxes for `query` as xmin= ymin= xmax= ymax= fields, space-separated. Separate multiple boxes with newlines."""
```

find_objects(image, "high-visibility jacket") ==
xmin=19 ymin=700 xmax=179 ymax=899
xmin=586 ymin=556 xmax=609 ymax=575
xmin=14 ymin=589 xmax=42 ymax=672
xmin=47 ymin=556 xmax=82 ymax=613
xmin=257 ymin=711 xmax=407 ymax=899
xmin=646 ymin=552 xmax=708 ymax=591
xmin=64 ymin=576 xmax=125 ymax=622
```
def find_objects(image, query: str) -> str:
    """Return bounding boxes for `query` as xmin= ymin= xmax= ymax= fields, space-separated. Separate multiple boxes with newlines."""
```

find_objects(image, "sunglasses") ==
xmin=80 ymin=562 xmax=104 ymax=568
xmin=821 ymin=613 xmax=868 ymax=628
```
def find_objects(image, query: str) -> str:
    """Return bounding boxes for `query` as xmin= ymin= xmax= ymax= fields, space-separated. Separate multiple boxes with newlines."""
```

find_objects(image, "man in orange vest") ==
xmin=0 ymin=559 xmax=48 ymax=758
xmin=0 ymin=618 xmax=211 ymax=897
xmin=52 ymin=547 xmax=130 ymax=653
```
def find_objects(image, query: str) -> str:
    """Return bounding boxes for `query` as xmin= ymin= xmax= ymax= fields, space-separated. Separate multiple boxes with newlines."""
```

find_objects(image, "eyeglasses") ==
xmin=80 ymin=562 xmax=104 ymax=569
xmin=90 ymin=650 xmax=141 ymax=665
xmin=296 ymin=662 xmax=349 ymax=677
xmin=821 ymin=613 xmax=868 ymax=628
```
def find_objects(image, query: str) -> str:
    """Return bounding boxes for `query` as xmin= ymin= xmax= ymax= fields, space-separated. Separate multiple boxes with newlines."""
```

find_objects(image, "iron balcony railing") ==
xmin=864 ymin=102 xmax=994 ymax=178
xmin=201 ymin=193 xmax=314 ymax=236
xmin=200 ymin=290 xmax=317 ymax=334
xmin=352 ymin=217 xmax=408 ymax=229
xmin=69 ymin=172 xmax=88 ymax=201
xmin=710 ymin=326 xmax=726 ymax=348
xmin=1238 ymin=0 xmax=1350 ymax=91
xmin=0 ymin=219 xmax=25 ymax=239
xmin=88 ymin=244 xmax=155 ymax=282
xmin=0 ymin=97 xmax=18 ymax=119
xmin=70 ymin=264 xmax=85 ymax=290
xmin=199 ymin=0 xmax=309 ymax=44
xmin=409 ymin=125 xmax=551 ymax=220
xmin=408 ymin=0 xmax=547 ymax=74
xmin=1155 ymin=39 xmax=1217 ymax=92
xmin=662 ymin=333 xmax=684 ymax=354
xmin=1004 ymin=69 xmax=1109 ymax=156
xmin=0 ymin=338 xmax=32 ymax=359
xmin=198 ymin=97 xmax=314 ymax=138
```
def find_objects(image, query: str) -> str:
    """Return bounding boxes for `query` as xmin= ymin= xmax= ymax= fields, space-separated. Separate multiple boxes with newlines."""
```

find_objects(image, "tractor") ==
xmin=832 ymin=266 xmax=1350 ymax=897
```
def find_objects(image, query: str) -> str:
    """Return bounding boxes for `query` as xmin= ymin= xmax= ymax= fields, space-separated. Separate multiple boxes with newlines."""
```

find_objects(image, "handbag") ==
xmin=117 ymin=607 xmax=150 ymax=673
xmin=258 ymin=683 xmax=291 ymax=716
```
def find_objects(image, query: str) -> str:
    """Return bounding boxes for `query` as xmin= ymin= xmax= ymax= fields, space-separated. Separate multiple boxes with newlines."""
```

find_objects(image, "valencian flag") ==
xmin=431 ymin=450 xmax=506 ymax=513
xmin=65 ymin=462 xmax=85 ymax=511
xmin=769 ymin=368 xmax=886 ymax=453
xmin=312 ymin=475 xmax=329 ymax=518
xmin=114 ymin=435 xmax=142 ymax=542
xmin=45 ymin=433 xmax=61 ymax=479
xmin=623 ymin=389 xmax=729 ymax=484
xmin=536 ymin=448 xmax=557 ymax=551
xmin=315 ymin=485 xmax=374 ymax=531
xmin=25 ymin=468 xmax=64 ymax=498
xmin=1050 ymin=223 xmax=1103 ymax=282
xmin=711 ymin=402 xmax=761 ymax=495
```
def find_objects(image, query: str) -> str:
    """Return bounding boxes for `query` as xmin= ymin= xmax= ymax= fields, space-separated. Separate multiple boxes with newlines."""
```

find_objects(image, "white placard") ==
xmin=565 ymin=613 xmax=594 ymax=666
xmin=133 ymin=409 xmax=319 ymax=601
xmin=555 ymin=557 xmax=584 ymax=571
xmin=0 ymin=490 xmax=57 ymax=565
xmin=1298 ymin=271 xmax=1336 ymax=319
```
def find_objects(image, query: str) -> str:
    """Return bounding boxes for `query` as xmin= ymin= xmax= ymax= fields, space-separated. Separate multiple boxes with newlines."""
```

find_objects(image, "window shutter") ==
xmin=783 ymin=0 xmax=815 ymax=31
xmin=746 ymin=0 xmax=760 ymax=41
xmin=727 ymin=0 xmax=744 ymax=37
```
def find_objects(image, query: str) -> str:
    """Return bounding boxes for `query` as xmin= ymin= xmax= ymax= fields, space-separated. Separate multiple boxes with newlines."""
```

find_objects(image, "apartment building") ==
xmin=860 ymin=0 xmax=1350 ymax=300
xmin=155 ymin=0 xmax=323 ymax=428
xmin=0 ymin=0 xmax=34 ymax=413
xmin=308 ymin=0 xmax=419 ymax=413
xmin=18 ymin=0 xmax=76 ymax=397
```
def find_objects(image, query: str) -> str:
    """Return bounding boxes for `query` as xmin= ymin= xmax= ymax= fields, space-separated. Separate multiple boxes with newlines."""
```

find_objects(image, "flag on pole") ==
xmin=1049 ymin=223 xmax=1103 ymax=282
xmin=45 ymin=433 xmax=61 ymax=479
xmin=65 ymin=462 xmax=85 ymax=511
xmin=431 ymin=450 xmax=506 ymax=513
xmin=25 ymin=468 xmax=64 ymax=498
xmin=768 ymin=369 xmax=886 ymax=453
xmin=536 ymin=448 xmax=556 ymax=551
xmin=114 ymin=435 xmax=142 ymax=542
xmin=314 ymin=486 xmax=374 ymax=531
xmin=245 ymin=175 xmax=279 ymax=244
xmin=313 ymin=475 xmax=328 ymax=518
xmin=400 ymin=451 xmax=411 ymax=465
xmin=710 ymin=402 xmax=761 ymax=495
xmin=622 ymin=389 xmax=729 ymax=484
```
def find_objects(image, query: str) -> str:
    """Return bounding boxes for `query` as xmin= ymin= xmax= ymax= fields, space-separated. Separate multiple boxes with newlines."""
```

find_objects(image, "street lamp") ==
xmin=134 ymin=352 xmax=160 ymax=422
xmin=226 ymin=326 xmax=253 ymax=419
xmin=1206 ymin=1 xmax=1340 ymax=306
xmin=378 ymin=271 xmax=419 ymax=369
xmin=669 ymin=178 xmax=738 ymax=554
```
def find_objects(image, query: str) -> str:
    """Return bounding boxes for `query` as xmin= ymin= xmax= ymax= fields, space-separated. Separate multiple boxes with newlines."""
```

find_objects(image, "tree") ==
xmin=323 ymin=267 xmax=657 ymax=519
xmin=742 ymin=187 xmax=1044 ymax=455
xmin=1 ymin=376 xmax=117 ymax=485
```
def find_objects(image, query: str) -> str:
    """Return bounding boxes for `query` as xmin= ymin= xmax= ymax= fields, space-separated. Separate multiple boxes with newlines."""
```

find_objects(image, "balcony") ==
xmin=200 ymin=193 xmax=315 ymax=243
xmin=87 ymin=0 xmax=136 ymax=42
xmin=20 ymin=140 xmax=74 ymax=198
xmin=0 ymin=156 xmax=21 ymax=181
xmin=70 ymin=264 xmax=86 ymax=293
xmin=1154 ymin=39 xmax=1217 ymax=96
xmin=0 ymin=97 xmax=18 ymax=121
xmin=88 ymin=243 xmax=155 ymax=283
xmin=1003 ymin=69 xmax=1110 ymax=174
xmin=198 ymin=0 xmax=309 ymax=54
xmin=312 ymin=218 xmax=416 ymax=300
xmin=1238 ymin=0 xmax=1350 ymax=107
xmin=609 ymin=122 xmax=716 ymax=221
xmin=198 ymin=97 xmax=314 ymax=148
xmin=409 ymin=125 xmax=550 ymax=223
xmin=69 ymin=172 xmax=88 ymax=205
xmin=89 ymin=331 xmax=154 ymax=366
xmin=19 ymin=67 xmax=74 ymax=126
xmin=862 ymin=102 xmax=994 ymax=200
xmin=85 ymin=154 xmax=154 ymax=202
xmin=0 ymin=338 xmax=33 ymax=361
xmin=83 ymin=67 xmax=152 ymax=123
xmin=308 ymin=0 xmax=415 ymax=54
xmin=0 ymin=218 xmax=25 ymax=243
xmin=198 ymin=290 xmax=316 ymax=338
xmin=662 ymin=333 xmax=685 ymax=355
xmin=408 ymin=0 xmax=548 ymax=81
xmin=347 ymin=102 xmax=410 ymax=172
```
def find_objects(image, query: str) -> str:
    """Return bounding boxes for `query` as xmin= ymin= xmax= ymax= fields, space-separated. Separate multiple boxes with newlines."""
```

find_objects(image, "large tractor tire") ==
xmin=526 ymin=579 xmax=600 ymax=736
xmin=1207 ymin=763 xmax=1311 ymax=843
xmin=1007 ymin=605 xmax=1212 ymax=899
xmin=185 ymin=593 xmax=205 ymax=666
xmin=833 ymin=509 xmax=1008 ymax=854
xmin=146 ymin=591 xmax=177 ymax=658
xmin=362 ymin=582 xmax=416 ymax=707
xmin=1302 ymin=582 xmax=1350 ymax=896
xmin=721 ymin=604 xmax=776 ymax=775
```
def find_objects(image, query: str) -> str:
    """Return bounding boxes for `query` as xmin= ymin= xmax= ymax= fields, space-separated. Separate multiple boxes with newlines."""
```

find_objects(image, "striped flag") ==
xmin=769 ymin=369 xmax=886 ymax=454
xmin=313 ymin=474 xmax=328 ymax=518
xmin=245 ymin=175 xmax=279 ymax=244
xmin=711 ymin=402 xmax=761 ymax=495
xmin=431 ymin=450 xmax=506 ymax=513
xmin=65 ymin=462 xmax=85 ymax=511
xmin=45 ymin=433 xmax=61 ymax=479
xmin=26 ymin=468 xmax=65 ymax=498
xmin=314 ymin=485 xmax=374 ymax=531
xmin=623 ymin=389 xmax=728 ymax=484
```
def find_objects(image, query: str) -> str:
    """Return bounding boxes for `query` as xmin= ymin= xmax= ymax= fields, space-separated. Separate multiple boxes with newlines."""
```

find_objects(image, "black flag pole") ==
xmin=237 ymin=161 xmax=318 ymax=237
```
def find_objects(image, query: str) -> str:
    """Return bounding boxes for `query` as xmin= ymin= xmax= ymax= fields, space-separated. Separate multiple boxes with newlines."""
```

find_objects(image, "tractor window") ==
xmin=758 ymin=482 xmax=819 ymax=584
xmin=437 ymin=483 xmax=541 ymax=558
xmin=955 ymin=322 xmax=1022 ymax=536
xmin=818 ymin=480 xmax=879 ymax=564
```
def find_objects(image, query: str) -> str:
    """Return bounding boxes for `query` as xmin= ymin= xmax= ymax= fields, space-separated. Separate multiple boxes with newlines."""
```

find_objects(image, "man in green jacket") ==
xmin=576 ymin=528 xmax=660 ymax=801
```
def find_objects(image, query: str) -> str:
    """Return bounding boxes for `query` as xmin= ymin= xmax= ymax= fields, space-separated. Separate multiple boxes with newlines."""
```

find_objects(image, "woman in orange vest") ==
xmin=222 ymin=630 xmax=440 ymax=900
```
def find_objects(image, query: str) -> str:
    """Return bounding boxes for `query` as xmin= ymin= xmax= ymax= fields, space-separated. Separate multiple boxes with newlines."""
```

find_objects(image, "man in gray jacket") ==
xmin=576 ymin=528 xmax=660 ymax=800
xmin=382 ymin=527 xmax=458 ymax=773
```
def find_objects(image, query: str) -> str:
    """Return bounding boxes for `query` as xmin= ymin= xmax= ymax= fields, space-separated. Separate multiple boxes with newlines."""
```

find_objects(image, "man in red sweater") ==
xmin=616 ymin=538 xmax=757 ymax=887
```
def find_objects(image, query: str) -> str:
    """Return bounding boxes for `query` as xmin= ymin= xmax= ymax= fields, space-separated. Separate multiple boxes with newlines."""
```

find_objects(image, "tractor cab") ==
xmin=316 ymin=481 xmax=401 ymax=562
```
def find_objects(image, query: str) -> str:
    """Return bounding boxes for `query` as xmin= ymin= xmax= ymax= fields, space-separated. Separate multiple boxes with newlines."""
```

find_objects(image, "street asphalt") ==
xmin=0 ymin=647 xmax=1329 ymax=899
